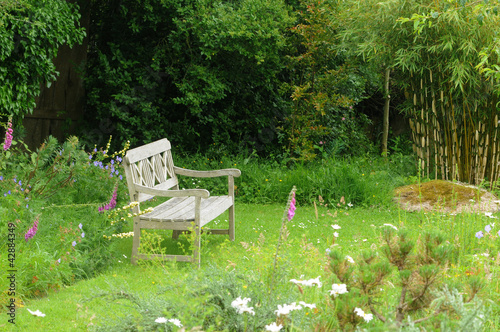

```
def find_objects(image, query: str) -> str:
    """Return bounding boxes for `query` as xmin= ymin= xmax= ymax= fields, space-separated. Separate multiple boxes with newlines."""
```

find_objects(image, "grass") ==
xmin=0 ymin=202 xmax=431 ymax=331
xmin=2 ymin=140 xmax=500 ymax=330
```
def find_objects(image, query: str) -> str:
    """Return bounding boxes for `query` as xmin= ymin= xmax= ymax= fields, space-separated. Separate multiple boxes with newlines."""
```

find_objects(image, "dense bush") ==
xmin=0 ymin=0 xmax=85 ymax=118
xmin=0 ymin=136 xmax=129 ymax=304
xmin=81 ymin=0 xmax=295 ymax=155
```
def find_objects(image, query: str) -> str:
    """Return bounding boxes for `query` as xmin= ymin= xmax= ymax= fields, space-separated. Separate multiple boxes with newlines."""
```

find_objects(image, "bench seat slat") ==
xmin=140 ymin=196 xmax=232 ymax=226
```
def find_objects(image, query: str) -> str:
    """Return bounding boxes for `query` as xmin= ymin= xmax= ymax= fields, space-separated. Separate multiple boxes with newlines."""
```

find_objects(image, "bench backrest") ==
xmin=124 ymin=138 xmax=179 ymax=202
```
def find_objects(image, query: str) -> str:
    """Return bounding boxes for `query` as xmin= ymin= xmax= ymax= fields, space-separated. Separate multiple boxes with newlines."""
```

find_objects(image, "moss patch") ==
xmin=394 ymin=180 xmax=499 ymax=213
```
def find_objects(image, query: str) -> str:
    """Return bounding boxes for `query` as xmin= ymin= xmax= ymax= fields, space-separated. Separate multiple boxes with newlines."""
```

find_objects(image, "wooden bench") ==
xmin=123 ymin=138 xmax=241 ymax=266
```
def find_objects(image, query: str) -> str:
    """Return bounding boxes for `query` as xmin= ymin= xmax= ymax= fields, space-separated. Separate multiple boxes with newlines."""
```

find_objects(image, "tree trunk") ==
xmin=382 ymin=67 xmax=391 ymax=157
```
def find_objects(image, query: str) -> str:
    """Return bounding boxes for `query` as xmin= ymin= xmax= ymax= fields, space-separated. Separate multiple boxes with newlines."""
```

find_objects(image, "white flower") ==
xmin=329 ymin=283 xmax=348 ymax=297
xmin=290 ymin=276 xmax=322 ymax=287
xmin=347 ymin=202 xmax=353 ymax=207
xmin=485 ymin=212 xmax=498 ymax=219
xmin=345 ymin=255 xmax=355 ymax=264
xmin=354 ymin=307 xmax=374 ymax=322
xmin=265 ymin=322 xmax=283 ymax=331
xmin=168 ymin=318 xmax=183 ymax=327
xmin=27 ymin=309 xmax=45 ymax=317
xmin=275 ymin=302 xmax=302 ymax=316
xmin=231 ymin=297 xmax=255 ymax=315
xmin=155 ymin=317 xmax=168 ymax=323
xmin=333 ymin=232 xmax=339 ymax=238
xmin=383 ymin=223 xmax=398 ymax=230
xmin=331 ymin=224 xmax=341 ymax=230
xmin=299 ymin=301 xmax=316 ymax=309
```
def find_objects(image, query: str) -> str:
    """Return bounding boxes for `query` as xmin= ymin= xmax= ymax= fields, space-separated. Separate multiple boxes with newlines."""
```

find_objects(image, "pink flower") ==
xmin=342 ymin=117 xmax=346 ymax=121
xmin=288 ymin=193 xmax=296 ymax=221
xmin=99 ymin=183 xmax=119 ymax=212
xmin=25 ymin=217 xmax=39 ymax=242
xmin=3 ymin=120 xmax=13 ymax=151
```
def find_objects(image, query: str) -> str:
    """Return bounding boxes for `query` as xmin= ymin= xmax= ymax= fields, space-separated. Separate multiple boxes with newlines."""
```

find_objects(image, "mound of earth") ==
xmin=394 ymin=180 xmax=500 ymax=213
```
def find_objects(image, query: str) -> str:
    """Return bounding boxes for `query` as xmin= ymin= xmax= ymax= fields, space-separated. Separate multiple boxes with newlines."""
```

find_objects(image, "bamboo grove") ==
xmin=395 ymin=1 xmax=500 ymax=185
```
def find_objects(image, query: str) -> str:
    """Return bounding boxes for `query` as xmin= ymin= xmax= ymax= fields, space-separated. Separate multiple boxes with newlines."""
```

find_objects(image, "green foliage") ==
xmin=0 ymin=136 xmax=129 ymax=305
xmin=281 ymin=0 xmax=372 ymax=161
xmin=0 ymin=0 xmax=85 ymax=117
xmin=328 ymin=228 xmax=488 ymax=330
xmin=82 ymin=0 xmax=294 ymax=154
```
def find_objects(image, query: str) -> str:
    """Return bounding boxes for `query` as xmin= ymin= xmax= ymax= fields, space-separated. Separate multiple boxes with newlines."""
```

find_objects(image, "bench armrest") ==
xmin=173 ymin=166 xmax=241 ymax=178
xmin=134 ymin=184 xmax=210 ymax=198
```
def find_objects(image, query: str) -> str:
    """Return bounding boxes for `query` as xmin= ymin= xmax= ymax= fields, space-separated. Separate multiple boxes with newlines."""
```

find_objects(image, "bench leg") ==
xmin=172 ymin=230 xmax=181 ymax=239
xmin=193 ymin=226 xmax=201 ymax=268
xmin=131 ymin=221 xmax=140 ymax=265
xmin=228 ymin=205 xmax=235 ymax=241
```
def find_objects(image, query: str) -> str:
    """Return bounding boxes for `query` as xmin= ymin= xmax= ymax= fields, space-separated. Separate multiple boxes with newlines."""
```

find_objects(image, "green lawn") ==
xmin=3 ymin=202 xmax=500 ymax=331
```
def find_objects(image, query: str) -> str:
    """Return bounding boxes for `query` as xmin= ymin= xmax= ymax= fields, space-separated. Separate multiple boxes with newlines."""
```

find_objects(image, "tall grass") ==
xmin=175 ymin=152 xmax=417 ymax=207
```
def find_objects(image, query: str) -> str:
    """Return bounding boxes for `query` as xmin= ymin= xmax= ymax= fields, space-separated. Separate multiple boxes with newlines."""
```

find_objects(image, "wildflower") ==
xmin=290 ymin=276 xmax=322 ymax=287
xmin=347 ymin=202 xmax=353 ymax=207
xmin=346 ymin=255 xmax=355 ymax=263
xmin=27 ymin=309 xmax=45 ymax=317
xmin=383 ymin=223 xmax=398 ymax=230
xmin=354 ymin=307 xmax=373 ymax=322
xmin=79 ymin=223 xmax=83 ymax=230
xmin=329 ymin=283 xmax=348 ymax=297
xmin=485 ymin=225 xmax=492 ymax=233
xmin=25 ymin=218 xmax=39 ymax=242
xmin=288 ymin=192 xmax=296 ymax=221
xmin=475 ymin=231 xmax=484 ymax=239
xmin=81 ymin=232 xmax=85 ymax=238
xmin=57 ymin=258 xmax=61 ymax=264
xmin=275 ymin=302 xmax=302 ymax=316
xmin=333 ymin=232 xmax=339 ymax=238
xmin=231 ymin=297 xmax=255 ymax=315
xmin=72 ymin=241 xmax=77 ymax=247
xmin=331 ymin=224 xmax=341 ymax=229
xmin=155 ymin=317 xmax=168 ymax=323
xmin=3 ymin=119 xmax=13 ymax=151
xmin=99 ymin=183 xmax=119 ymax=212
xmin=485 ymin=212 xmax=497 ymax=219
xmin=265 ymin=322 xmax=283 ymax=331
xmin=498 ymin=230 xmax=500 ymax=237
xmin=325 ymin=248 xmax=331 ymax=254
xmin=168 ymin=318 xmax=183 ymax=327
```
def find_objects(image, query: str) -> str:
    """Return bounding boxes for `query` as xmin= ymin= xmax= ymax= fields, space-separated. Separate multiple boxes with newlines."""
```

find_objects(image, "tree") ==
xmin=83 ymin=0 xmax=294 ymax=154
xmin=281 ymin=0 xmax=371 ymax=161
xmin=0 ymin=0 xmax=85 ymax=118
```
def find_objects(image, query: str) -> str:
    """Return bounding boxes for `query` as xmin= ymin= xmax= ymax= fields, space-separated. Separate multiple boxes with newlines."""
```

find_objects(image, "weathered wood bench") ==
xmin=123 ymin=138 xmax=241 ymax=266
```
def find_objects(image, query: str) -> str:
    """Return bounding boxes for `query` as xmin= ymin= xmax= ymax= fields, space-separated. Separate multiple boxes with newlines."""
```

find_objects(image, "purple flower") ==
xmin=116 ymin=156 xmax=122 ymax=163
xmin=287 ymin=193 xmax=296 ymax=221
xmin=119 ymin=175 xmax=123 ymax=180
xmin=99 ymin=184 xmax=119 ymax=212
xmin=25 ymin=218 xmax=39 ymax=242
xmin=72 ymin=241 xmax=77 ymax=247
xmin=475 ymin=231 xmax=484 ymax=239
xmin=81 ymin=232 xmax=85 ymax=238
xmin=0 ymin=176 xmax=3 ymax=180
xmin=79 ymin=223 xmax=83 ymax=230
xmin=3 ymin=119 xmax=13 ymax=151
xmin=89 ymin=155 xmax=92 ymax=160
xmin=57 ymin=258 xmax=61 ymax=263
xmin=485 ymin=224 xmax=492 ymax=233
